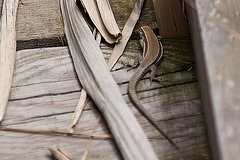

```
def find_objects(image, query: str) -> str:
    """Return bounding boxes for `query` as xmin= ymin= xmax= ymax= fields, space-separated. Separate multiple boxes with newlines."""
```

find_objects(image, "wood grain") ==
xmin=0 ymin=38 xmax=210 ymax=159
xmin=187 ymin=0 xmax=240 ymax=159
xmin=0 ymin=0 xmax=211 ymax=159
xmin=0 ymin=0 xmax=157 ymax=49
xmin=153 ymin=0 xmax=189 ymax=37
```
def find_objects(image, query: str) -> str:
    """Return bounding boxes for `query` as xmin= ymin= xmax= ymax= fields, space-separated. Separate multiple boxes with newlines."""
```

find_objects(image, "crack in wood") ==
xmin=9 ymin=90 xmax=81 ymax=101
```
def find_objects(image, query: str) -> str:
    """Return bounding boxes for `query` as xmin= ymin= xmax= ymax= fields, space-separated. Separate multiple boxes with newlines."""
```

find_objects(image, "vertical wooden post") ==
xmin=152 ymin=0 xmax=189 ymax=37
xmin=186 ymin=0 xmax=240 ymax=159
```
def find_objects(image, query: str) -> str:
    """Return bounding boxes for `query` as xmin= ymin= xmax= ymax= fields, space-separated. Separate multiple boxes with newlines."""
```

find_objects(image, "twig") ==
xmin=0 ymin=126 xmax=111 ymax=139
xmin=81 ymin=116 xmax=102 ymax=160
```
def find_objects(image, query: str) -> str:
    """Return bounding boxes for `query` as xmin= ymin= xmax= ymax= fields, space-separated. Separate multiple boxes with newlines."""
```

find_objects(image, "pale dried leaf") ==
xmin=68 ymin=90 xmax=88 ymax=133
xmin=57 ymin=147 xmax=73 ymax=160
xmin=48 ymin=147 xmax=71 ymax=160
xmin=0 ymin=0 xmax=19 ymax=122
xmin=59 ymin=0 xmax=158 ymax=159
xmin=68 ymin=31 xmax=101 ymax=133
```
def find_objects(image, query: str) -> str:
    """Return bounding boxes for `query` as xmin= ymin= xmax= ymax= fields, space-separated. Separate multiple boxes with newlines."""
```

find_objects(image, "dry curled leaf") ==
xmin=80 ymin=0 xmax=121 ymax=43
xmin=96 ymin=0 xmax=121 ymax=38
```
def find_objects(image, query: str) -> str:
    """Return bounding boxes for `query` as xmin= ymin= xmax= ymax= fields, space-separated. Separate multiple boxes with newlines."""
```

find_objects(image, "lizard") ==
xmin=128 ymin=26 xmax=178 ymax=149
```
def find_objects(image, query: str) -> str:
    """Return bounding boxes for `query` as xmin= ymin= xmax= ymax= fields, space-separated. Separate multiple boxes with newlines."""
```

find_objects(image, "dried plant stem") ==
xmin=107 ymin=0 xmax=145 ymax=69
xmin=0 ymin=126 xmax=111 ymax=139
xmin=81 ymin=116 xmax=102 ymax=160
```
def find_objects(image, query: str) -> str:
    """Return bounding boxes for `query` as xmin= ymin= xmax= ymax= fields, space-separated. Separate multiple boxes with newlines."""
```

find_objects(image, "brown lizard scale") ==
xmin=128 ymin=26 xmax=178 ymax=149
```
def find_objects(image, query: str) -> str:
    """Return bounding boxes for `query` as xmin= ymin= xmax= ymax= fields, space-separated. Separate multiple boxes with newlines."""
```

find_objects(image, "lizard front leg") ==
xmin=127 ymin=54 xmax=143 ymax=72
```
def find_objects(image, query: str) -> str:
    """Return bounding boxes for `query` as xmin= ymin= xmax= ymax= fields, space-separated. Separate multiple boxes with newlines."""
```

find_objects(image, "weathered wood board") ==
xmin=186 ymin=0 xmax=240 ymax=159
xmin=0 ymin=0 xmax=210 ymax=159
xmin=0 ymin=0 xmax=158 ymax=50
xmin=0 ymin=38 xmax=210 ymax=159
xmin=152 ymin=0 xmax=189 ymax=37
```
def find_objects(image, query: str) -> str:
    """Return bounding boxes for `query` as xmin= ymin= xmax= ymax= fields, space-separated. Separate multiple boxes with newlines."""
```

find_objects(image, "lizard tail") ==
xmin=128 ymin=71 xmax=179 ymax=149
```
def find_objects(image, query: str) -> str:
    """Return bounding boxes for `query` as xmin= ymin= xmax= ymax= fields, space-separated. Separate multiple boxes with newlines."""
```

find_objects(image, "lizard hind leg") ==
xmin=149 ymin=65 xmax=157 ymax=85
xmin=127 ymin=54 xmax=143 ymax=72
xmin=149 ymin=65 xmax=170 ymax=88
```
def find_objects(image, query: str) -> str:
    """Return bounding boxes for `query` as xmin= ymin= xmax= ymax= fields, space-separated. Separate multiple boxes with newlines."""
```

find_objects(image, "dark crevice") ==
xmin=130 ymin=96 xmax=201 ymax=108
xmin=118 ymin=67 xmax=198 ymax=89
xmin=9 ymin=89 xmax=81 ymax=101
xmin=24 ymin=107 xmax=93 ymax=121
xmin=16 ymin=37 xmax=67 ymax=51
xmin=28 ymin=111 xmax=74 ymax=121
xmin=140 ymin=79 xmax=198 ymax=92
xmin=23 ymin=111 xmax=74 ymax=121
xmin=11 ymin=78 xmax=80 ymax=89
xmin=122 ymin=80 xmax=199 ymax=101
xmin=2 ymin=108 xmax=94 ymax=127
xmin=156 ymin=112 xmax=203 ymax=123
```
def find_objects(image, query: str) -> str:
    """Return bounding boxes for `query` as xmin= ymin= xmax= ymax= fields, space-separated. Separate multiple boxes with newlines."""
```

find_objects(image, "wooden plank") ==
xmin=152 ymin=0 xmax=189 ymax=37
xmin=16 ymin=0 xmax=63 ymax=41
xmin=9 ymin=39 xmax=195 ymax=100
xmin=186 ymin=0 xmax=240 ymax=159
xmin=0 ymin=38 xmax=210 ymax=159
xmin=15 ymin=0 xmax=64 ymax=50
xmin=0 ymin=0 xmax=157 ymax=49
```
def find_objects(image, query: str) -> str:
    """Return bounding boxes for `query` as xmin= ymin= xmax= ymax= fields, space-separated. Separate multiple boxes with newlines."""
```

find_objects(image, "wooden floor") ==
xmin=0 ymin=0 xmax=210 ymax=159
